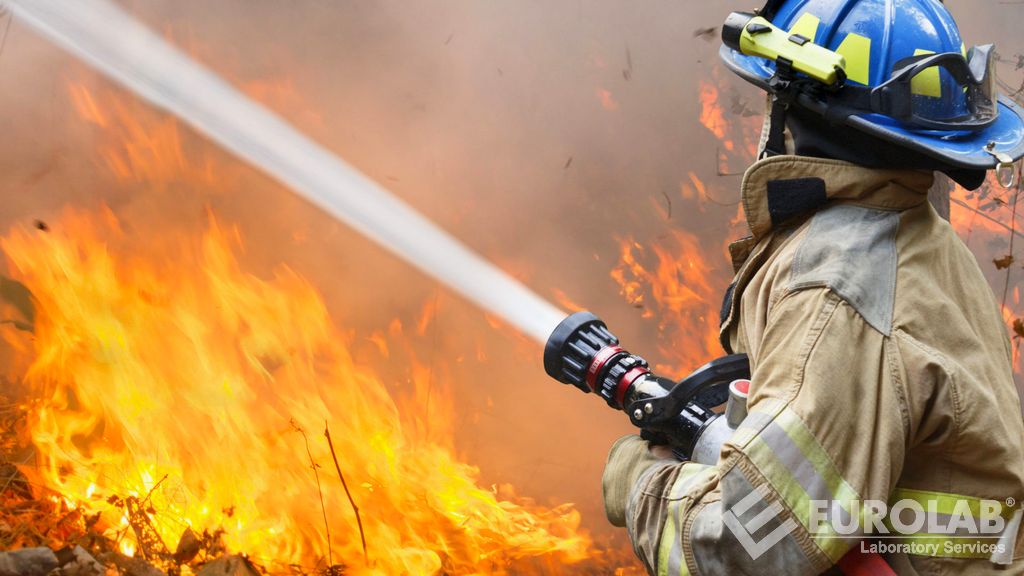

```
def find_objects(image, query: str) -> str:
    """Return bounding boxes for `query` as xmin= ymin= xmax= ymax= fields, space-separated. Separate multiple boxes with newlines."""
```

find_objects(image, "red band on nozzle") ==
xmin=615 ymin=366 xmax=650 ymax=408
xmin=586 ymin=345 xmax=624 ymax=393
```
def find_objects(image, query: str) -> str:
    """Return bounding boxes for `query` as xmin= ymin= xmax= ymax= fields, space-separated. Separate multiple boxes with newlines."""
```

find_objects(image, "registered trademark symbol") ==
xmin=1007 ymin=497 xmax=1016 ymax=508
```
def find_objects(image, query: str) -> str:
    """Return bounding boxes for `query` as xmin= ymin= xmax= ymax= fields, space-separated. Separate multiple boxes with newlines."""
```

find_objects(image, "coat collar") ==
xmin=740 ymin=155 xmax=935 ymax=240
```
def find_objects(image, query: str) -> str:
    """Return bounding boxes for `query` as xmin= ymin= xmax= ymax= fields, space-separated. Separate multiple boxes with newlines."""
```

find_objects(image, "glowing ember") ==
xmin=596 ymin=88 xmax=620 ymax=112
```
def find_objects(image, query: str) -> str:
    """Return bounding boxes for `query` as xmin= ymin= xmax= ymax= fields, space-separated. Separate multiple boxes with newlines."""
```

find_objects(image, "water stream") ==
xmin=4 ymin=0 xmax=566 ymax=344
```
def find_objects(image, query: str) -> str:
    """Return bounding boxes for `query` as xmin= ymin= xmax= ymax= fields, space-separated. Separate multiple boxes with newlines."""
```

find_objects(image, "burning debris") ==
xmin=0 ymin=210 xmax=602 ymax=574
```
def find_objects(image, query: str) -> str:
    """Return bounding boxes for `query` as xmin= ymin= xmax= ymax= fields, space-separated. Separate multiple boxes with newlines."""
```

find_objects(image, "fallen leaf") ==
xmin=995 ymin=254 xmax=1015 ymax=270
xmin=0 ymin=276 xmax=35 ymax=329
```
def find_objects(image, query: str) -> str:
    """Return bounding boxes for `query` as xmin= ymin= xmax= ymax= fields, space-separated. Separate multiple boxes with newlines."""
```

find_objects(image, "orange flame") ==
xmin=0 ymin=79 xmax=606 ymax=574
xmin=698 ymin=81 xmax=733 ymax=153
xmin=610 ymin=230 xmax=722 ymax=376
xmin=2 ymin=209 xmax=590 ymax=574
xmin=597 ymin=88 xmax=620 ymax=112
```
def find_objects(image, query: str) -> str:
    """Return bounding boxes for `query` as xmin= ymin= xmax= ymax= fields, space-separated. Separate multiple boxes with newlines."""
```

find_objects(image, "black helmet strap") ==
xmin=763 ymin=98 xmax=789 ymax=158
xmin=759 ymin=0 xmax=787 ymax=21
xmin=762 ymin=62 xmax=811 ymax=158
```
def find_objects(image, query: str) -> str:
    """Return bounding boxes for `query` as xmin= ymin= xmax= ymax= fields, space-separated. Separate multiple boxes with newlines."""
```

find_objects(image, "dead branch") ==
xmin=324 ymin=423 xmax=367 ymax=564
xmin=951 ymin=198 xmax=1024 ymax=241
xmin=291 ymin=420 xmax=333 ymax=570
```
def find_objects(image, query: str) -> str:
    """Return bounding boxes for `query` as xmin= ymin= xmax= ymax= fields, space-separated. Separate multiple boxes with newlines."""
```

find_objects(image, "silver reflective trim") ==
xmin=992 ymin=507 xmax=1022 ymax=565
xmin=665 ymin=500 xmax=687 ymax=576
xmin=670 ymin=465 xmax=715 ymax=501
xmin=759 ymin=421 xmax=855 ymax=530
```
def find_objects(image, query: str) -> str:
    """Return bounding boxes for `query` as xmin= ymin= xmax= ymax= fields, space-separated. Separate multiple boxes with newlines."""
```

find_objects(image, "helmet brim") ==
xmin=719 ymin=45 xmax=1024 ymax=170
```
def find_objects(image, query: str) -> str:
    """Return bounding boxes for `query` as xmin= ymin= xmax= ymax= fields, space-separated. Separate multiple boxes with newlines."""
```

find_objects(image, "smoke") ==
xmin=1 ymin=0 xmax=1022 ymax=547
xmin=9 ymin=0 xmax=570 ymax=347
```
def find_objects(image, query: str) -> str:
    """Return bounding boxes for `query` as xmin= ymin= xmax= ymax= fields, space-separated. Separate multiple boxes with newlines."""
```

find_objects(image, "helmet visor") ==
xmin=881 ymin=45 xmax=998 ymax=131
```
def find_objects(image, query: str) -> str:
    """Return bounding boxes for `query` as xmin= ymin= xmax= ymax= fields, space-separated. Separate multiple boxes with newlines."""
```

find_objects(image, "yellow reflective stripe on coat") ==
xmin=657 ymin=463 xmax=715 ymax=576
xmin=892 ymin=488 xmax=1017 ymax=520
xmin=740 ymin=406 xmax=860 ymax=563
xmin=887 ymin=488 xmax=1022 ymax=560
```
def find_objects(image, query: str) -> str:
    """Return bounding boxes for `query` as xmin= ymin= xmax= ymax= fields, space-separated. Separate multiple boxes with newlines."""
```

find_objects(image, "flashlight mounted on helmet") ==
xmin=544 ymin=312 xmax=750 ymax=461
xmin=721 ymin=11 xmax=847 ymax=88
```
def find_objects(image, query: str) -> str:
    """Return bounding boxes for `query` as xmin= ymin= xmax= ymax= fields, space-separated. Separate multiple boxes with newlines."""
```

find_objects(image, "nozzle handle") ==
xmin=627 ymin=354 xmax=750 ymax=428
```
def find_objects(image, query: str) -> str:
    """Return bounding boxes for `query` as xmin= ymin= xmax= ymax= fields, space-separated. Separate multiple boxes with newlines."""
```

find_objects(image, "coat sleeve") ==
xmin=602 ymin=288 xmax=908 ymax=575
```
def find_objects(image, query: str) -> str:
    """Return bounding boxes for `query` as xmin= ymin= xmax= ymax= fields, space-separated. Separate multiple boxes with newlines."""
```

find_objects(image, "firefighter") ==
xmin=601 ymin=0 xmax=1024 ymax=574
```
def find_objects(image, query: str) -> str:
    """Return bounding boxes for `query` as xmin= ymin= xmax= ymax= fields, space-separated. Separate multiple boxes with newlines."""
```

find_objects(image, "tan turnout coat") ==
xmin=603 ymin=155 xmax=1024 ymax=576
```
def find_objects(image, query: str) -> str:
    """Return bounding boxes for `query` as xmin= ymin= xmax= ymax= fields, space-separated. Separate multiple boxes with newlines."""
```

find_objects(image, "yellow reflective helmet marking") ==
xmin=789 ymin=13 xmax=821 ymax=42
xmin=835 ymin=33 xmax=872 ymax=85
xmin=911 ymin=49 xmax=942 ymax=98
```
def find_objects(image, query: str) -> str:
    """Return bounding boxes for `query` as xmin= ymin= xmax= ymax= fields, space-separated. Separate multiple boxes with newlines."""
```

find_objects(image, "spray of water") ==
xmin=3 ymin=0 xmax=566 ymax=344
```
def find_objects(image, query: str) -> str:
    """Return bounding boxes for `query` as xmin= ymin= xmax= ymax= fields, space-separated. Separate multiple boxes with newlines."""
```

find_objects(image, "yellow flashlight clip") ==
xmin=723 ymin=13 xmax=847 ymax=87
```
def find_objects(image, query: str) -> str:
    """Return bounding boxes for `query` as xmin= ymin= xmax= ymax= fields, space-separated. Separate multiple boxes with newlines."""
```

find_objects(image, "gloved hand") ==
xmin=602 ymin=435 xmax=674 ymax=527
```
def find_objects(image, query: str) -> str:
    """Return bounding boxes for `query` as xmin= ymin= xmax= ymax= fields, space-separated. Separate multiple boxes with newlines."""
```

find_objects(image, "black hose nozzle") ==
xmin=543 ymin=312 xmax=652 ymax=409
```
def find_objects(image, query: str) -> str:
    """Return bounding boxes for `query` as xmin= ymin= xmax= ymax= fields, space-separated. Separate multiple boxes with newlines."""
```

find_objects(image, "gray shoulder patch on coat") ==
xmin=790 ymin=204 xmax=899 ymax=335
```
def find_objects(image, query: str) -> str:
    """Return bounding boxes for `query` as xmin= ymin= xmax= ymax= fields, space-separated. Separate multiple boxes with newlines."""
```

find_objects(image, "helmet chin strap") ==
xmin=758 ymin=0 xmax=787 ymax=20
xmin=763 ymin=98 xmax=790 ymax=158
xmin=758 ymin=94 xmax=794 ymax=160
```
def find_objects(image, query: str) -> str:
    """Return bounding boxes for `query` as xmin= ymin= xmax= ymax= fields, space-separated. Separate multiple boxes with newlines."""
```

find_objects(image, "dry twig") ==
xmin=324 ymin=423 xmax=367 ymax=564
xmin=291 ymin=420 xmax=334 ymax=570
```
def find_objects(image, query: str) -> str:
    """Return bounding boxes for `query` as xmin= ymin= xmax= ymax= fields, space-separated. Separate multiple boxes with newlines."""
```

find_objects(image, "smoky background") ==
xmin=0 ymin=0 xmax=1020 ymax=544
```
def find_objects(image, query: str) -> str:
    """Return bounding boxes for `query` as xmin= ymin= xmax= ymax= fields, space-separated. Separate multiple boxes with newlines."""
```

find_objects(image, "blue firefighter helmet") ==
xmin=719 ymin=0 xmax=1024 ymax=170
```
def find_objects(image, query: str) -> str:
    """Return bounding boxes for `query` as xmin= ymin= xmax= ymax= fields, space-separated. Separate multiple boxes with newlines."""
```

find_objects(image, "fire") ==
xmin=698 ymin=81 xmax=732 ymax=152
xmin=0 ymin=78 xmax=603 ymax=574
xmin=597 ymin=88 xmax=620 ymax=112
xmin=699 ymin=73 xmax=764 ymax=172
xmin=3 ymin=208 xmax=590 ymax=574
xmin=610 ymin=230 xmax=722 ymax=376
